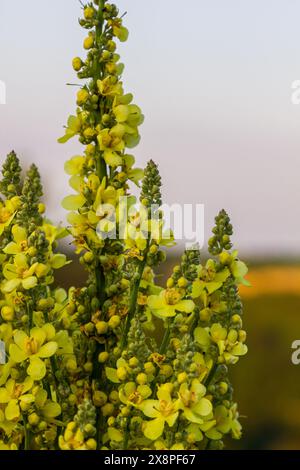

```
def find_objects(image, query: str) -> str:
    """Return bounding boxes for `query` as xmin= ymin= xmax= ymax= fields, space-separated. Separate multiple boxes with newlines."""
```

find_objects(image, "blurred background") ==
xmin=1 ymin=0 xmax=300 ymax=449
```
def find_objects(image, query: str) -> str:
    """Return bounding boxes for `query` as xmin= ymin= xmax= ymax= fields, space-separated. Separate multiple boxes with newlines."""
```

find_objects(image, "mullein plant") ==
xmin=0 ymin=152 xmax=73 ymax=450
xmin=0 ymin=0 xmax=249 ymax=451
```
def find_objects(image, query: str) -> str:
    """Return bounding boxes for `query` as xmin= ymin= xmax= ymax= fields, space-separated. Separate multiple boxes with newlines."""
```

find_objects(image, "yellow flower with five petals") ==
xmin=0 ymin=377 xmax=34 ymax=421
xmin=139 ymin=384 xmax=179 ymax=440
xmin=147 ymin=289 xmax=195 ymax=319
xmin=9 ymin=326 xmax=58 ymax=380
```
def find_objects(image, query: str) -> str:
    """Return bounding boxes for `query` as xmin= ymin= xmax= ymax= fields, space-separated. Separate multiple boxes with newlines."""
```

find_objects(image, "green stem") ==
xmin=121 ymin=242 xmax=150 ymax=350
xmin=94 ymin=1 xmax=107 ymax=181
xmin=159 ymin=321 xmax=171 ymax=355
xmin=96 ymin=155 xmax=107 ymax=180
xmin=91 ymin=262 xmax=107 ymax=450
xmin=23 ymin=415 xmax=30 ymax=450
xmin=204 ymin=362 xmax=218 ymax=388
xmin=27 ymin=303 xmax=33 ymax=332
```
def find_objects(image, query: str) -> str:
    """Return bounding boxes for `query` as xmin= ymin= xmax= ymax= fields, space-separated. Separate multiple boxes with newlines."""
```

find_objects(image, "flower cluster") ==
xmin=0 ymin=152 xmax=73 ymax=449
xmin=0 ymin=0 xmax=249 ymax=451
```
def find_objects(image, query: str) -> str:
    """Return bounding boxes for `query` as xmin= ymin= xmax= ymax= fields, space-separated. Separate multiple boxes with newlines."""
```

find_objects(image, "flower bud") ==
xmin=28 ymin=413 xmax=40 ymax=426
xmin=84 ymin=36 xmax=94 ymax=50
xmin=83 ymin=362 xmax=93 ymax=373
xmin=109 ymin=391 xmax=119 ymax=404
xmin=84 ymin=7 xmax=96 ymax=20
xmin=144 ymin=362 xmax=155 ymax=375
xmin=101 ymin=403 xmax=114 ymax=417
xmin=1 ymin=306 xmax=14 ymax=321
xmin=129 ymin=357 xmax=139 ymax=368
xmin=239 ymin=330 xmax=247 ymax=342
xmin=177 ymin=372 xmax=188 ymax=384
xmin=38 ymin=203 xmax=46 ymax=214
xmin=93 ymin=391 xmax=107 ymax=407
xmin=117 ymin=366 xmax=127 ymax=381
xmin=96 ymin=321 xmax=108 ymax=335
xmin=228 ymin=329 xmax=238 ymax=343
xmin=232 ymin=314 xmax=242 ymax=325
xmin=219 ymin=252 xmax=232 ymax=265
xmin=83 ymin=251 xmax=95 ymax=264
xmin=108 ymin=315 xmax=121 ymax=329
xmin=159 ymin=365 xmax=173 ymax=378
xmin=66 ymin=359 xmax=77 ymax=372
xmin=98 ymin=351 xmax=109 ymax=363
xmin=86 ymin=439 xmax=97 ymax=450
xmin=72 ymin=57 xmax=83 ymax=71
xmin=178 ymin=277 xmax=188 ymax=288
xmin=136 ymin=373 xmax=148 ymax=385
xmin=218 ymin=381 xmax=228 ymax=395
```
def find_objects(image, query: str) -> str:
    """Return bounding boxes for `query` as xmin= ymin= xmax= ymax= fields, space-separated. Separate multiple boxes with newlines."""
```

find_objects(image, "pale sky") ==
xmin=1 ymin=0 xmax=300 ymax=257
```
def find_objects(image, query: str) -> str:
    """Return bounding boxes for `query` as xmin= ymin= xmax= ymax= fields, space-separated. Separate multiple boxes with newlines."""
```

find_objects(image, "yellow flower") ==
xmin=147 ymin=289 xmax=195 ymax=319
xmin=154 ymin=440 xmax=185 ymax=450
xmin=97 ymin=76 xmax=123 ymax=97
xmin=64 ymin=156 xmax=86 ymax=176
xmin=58 ymin=115 xmax=81 ymax=144
xmin=0 ymin=200 xmax=16 ymax=236
xmin=34 ymin=387 xmax=61 ymax=420
xmin=97 ymin=128 xmax=124 ymax=167
xmin=3 ymin=225 xmax=28 ymax=255
xmin=0 ymin=377 xmax=34 ymax=421
xmin=2 ymin=254 xmax=42 ymax=293
xmin=108 ymin=18 xmax=129 ymax=42
xmin=194 ymin=324 xmax=248 ymax=364
xmin=177 ymin=379 xmax=212 ymax=424
xmin=0 ymin=441 xmax=18 ymax=450
xmin=9 ymin=326 xmax=58 ymax=380
xmin=119 ymin=382 xmax=152 ymax=407
xmin=139 ymin=385 xmax=179 ymax=440
xmin=205 ymin=404 xmax=242 ymax=440
xmin=62 ymin=173 xmax=100 ymax=211
xmin=192 ymin=266 xmax=230 ymax=305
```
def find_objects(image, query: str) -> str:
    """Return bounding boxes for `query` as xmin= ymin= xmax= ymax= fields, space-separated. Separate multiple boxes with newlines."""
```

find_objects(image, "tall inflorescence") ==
xmin=57 ymin=0 xmax=249 ymax=452
xmin=0 ymin=152 xmax=75 ymax=450
xmin=0 ymin=1 xmax=249 ymax=451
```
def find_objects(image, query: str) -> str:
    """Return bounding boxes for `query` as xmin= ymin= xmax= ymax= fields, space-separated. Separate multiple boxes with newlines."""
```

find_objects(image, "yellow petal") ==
xmin=14 ymin=330 xmax=28 ymax=349
xmin=165 ymin=411 xmax=178 ymax=427
xmin=38 ymin=342 xmax=58 ymax=359
xmin=143 ymin=417 xmax=164 ymax=440
xmin=2 ymin=278 xmax=21 ymax=293
xmin=27 ymin=357 xmax=46 ymax=380
xmin=65 ymin=156 xmax=85 ymax=175
xmin=103 ymin=151 xmax=122 ymax=167
xmin=193 ymin=398 xmax=213 ymax=417
xmin=0 ymin=388 xmax=10 ymax=403
xmin=176 ymin=299 xmax=195 ymax=314
xmin=42 ymin=401 xmax=61 ymax=418
xmin=62 ymin=195 xmax=86 ymax=211
xmin=9 ymin=344 xmax=27 ymax=363
xmin=3 ymin=242 xmax=20 ymax=255
xmin=140 ymin=400 xmax=160 ymax=419
xmin=50 ymin=254 xmax=68 ymax=269
xmin=22 ymin=276 xmax=37 ymax=290
xmin=5 ymin=400 xmax=20 ymax=421
xmin=12 ymin=225 xmax=27 ymax=243
xmin=30 ymin=328 xmax=46 ymax=347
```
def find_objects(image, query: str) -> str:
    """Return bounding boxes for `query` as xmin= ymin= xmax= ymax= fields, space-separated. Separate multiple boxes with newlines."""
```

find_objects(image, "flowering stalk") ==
xmin=0 ymin=0 xmax=249 ymax=451
xmin=0 ymin=152 xmax=75 ymax=450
